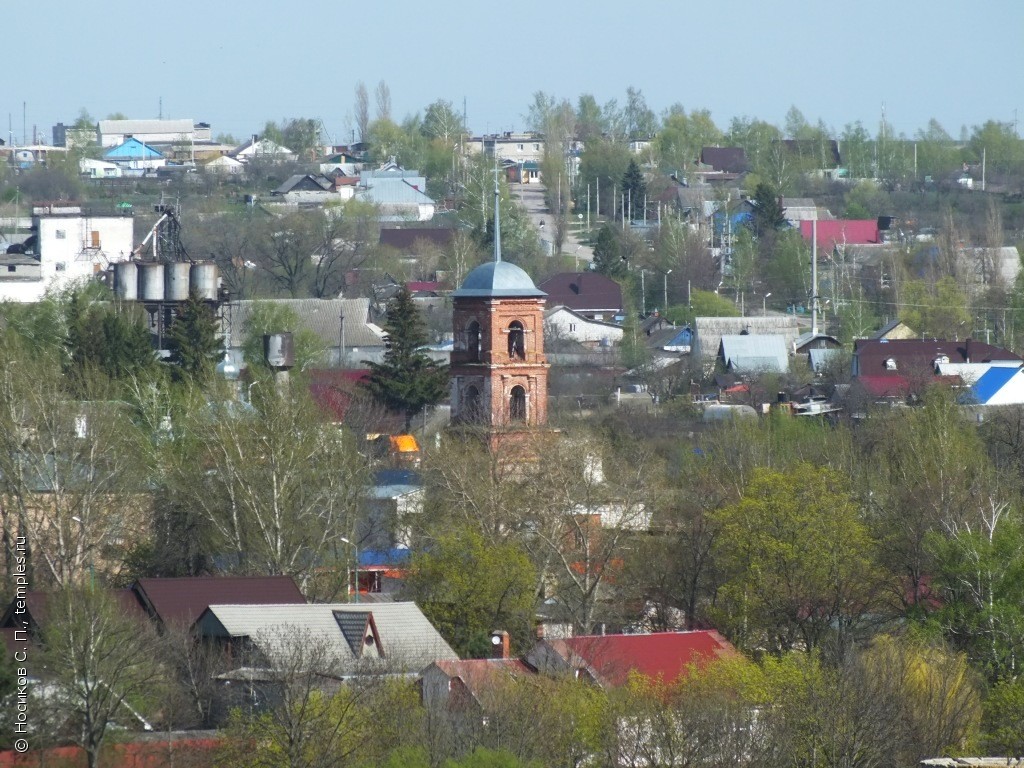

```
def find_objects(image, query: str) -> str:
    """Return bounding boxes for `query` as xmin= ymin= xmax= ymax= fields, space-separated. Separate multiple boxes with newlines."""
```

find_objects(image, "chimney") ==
xmin=489 ymin=630 xmax=510 ymax=659
xmin=535 ymin=624 xmax=545 ymax=641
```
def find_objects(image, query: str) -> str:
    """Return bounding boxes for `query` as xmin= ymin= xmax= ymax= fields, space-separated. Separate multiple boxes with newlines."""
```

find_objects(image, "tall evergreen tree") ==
xmin=363 ymin=287 xmax=448 ymax=430
xmin=621 ymin=159 xmax=647 ymax=221
xmin=591 ymin=225 xmax=627 ymax=278
xmin=165 ymin=290 xmax=224 ymax=382
xmin=751 ymin=182 xmax=787 ymax=237
xmin=65 ymin=290 xmax=155 ymax=383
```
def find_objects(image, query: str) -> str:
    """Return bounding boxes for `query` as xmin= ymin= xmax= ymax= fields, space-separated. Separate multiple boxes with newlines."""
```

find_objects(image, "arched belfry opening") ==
xmin=509 ymin=385 xmax=527 ymax=422
xmin=467 ymin=320 xmax=481 ymax=361
xmin=508 ymin=321 xmax=525 ymax=360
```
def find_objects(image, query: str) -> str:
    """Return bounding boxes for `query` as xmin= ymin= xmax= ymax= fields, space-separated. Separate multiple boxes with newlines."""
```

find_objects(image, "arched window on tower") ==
xmin=508 ymin=321 xmax=525 ymax=360
xmin=463 ymin=385 xmax=482 ymax=423
xmin=509 ymin=385 xmax=527 ymax=422
xmin=467 ymin=320 xmax=481 ymax=361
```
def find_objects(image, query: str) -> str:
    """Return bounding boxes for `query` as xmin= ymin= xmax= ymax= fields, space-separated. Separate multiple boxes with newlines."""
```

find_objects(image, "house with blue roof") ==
xmin=103 ymin=137 xmax=166 ymax=172
xmin=963 ymin=364 xmax=1024 ymax=405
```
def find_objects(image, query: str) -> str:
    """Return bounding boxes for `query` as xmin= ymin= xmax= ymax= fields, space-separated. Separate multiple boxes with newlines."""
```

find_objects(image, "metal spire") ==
xmin=493 ymin=164 xmax=501 ymax=263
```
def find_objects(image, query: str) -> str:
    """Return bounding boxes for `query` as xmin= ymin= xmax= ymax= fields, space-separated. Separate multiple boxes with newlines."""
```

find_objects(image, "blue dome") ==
xmin=453 ymin=261 xmax=546 ymax=298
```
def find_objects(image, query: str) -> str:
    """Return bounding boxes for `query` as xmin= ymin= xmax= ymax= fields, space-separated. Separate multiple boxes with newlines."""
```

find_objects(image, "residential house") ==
xmin=526 ymin=630 xmax=736 ymax=689
xmin=692 ymin=316 xmax=801 ymax=362
xmin=358 ymin=166 xmax=435 ymax=222
xmin=363 ymin=468 xmax=425 ymax=551
xmin=270 ymin=173 xmax=354 ymax=205
xmin=781 ymin=198 xmax=833 ymax=225
xmin=699 ymin=147 xmax=748 ymax=174
xmin=0 ymin=575 xmax=305 ymax=641
xmin=103 ymin=137 xmax=166 ymax=172
xmin=799 ymin=219 xmax=881 ymax=252
xmin=538 ymin=272 xmax=624 ymax=321
xmin=232 ymin=135 xmax=294 ymax=163
xmin=962 ymin=365 xmax=1024 ymax=406
xmin=420 ymin=657 xmax=537 ymax=713
xmin=203 ymin=154 xmax=244 ymax=176
xmin=871 ymin=319 xmax=917 ymax=340
xmin=194 ymin=602 xmax=458 ymax=675
xmin=851 ymin=338 xmax=1021 ymax=399
xmin=718 ymin=335 xmax=790 ymax=374
xmin=131 ymin=576 xmax=306 ymax=630
xmin=0 ymin=203 xmax=134 ymax=302
xmin=544 ymin=306 xmax=622 ymax=349
xmin=78 ymin=157 xmax=121 ymax=179
xmin=469 ymin=132 xmax=545 ymax=164
xmin=504 ymin=160 xmax=541 ymax=184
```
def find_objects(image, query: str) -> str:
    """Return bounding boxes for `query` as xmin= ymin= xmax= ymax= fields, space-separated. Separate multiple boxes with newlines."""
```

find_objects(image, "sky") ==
xmin=6 ymin=1 xmax=1022 ymax=146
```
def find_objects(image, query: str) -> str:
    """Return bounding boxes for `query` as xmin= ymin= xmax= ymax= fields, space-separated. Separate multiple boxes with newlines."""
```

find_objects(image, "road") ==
xmin=510 ymin=181 xmax=594 ymax=267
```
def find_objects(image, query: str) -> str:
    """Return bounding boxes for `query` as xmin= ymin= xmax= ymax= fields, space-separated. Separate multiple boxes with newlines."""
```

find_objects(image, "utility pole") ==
xmin=811 ymin=218 xmax=819 ymax=336
xmin=640 ymin=270 xmax=646 ymax=315
xmin=664 ymin=269 xmax=672 ymax=312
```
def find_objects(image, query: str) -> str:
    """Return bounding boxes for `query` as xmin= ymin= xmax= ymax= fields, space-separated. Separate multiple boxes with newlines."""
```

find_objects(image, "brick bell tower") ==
xmin=450 ymin=178 xmax=549 ymax=434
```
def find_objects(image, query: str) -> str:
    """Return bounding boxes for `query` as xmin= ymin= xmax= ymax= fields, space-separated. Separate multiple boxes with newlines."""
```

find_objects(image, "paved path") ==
xmin=510 ymin=181 xmax=594 ymax=267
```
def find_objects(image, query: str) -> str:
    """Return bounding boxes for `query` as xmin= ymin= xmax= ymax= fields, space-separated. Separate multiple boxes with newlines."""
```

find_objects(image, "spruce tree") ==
xmin=621 ymin=159 xmax=647 ymax=221
xmin=591 ymin=225 xmax=627 ymax=278
xmin=363 ymin=287 xmax=448 ymax=430
xmin=751 ymin=182 xmax=787 ymax=237
xmin=165 ymin=290 xmax=224 ymax=383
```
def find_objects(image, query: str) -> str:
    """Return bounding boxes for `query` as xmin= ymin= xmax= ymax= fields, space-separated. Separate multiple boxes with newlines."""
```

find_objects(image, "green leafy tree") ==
xmin=363 ymin=287 xmax=448 ymax=430
xmin=712 ymin=462 xmax=882 ymax=654
xmin=404 ymin=527 xmax=536 ymax=658
xmin=165 ymin=290 xmax=223 ymax=383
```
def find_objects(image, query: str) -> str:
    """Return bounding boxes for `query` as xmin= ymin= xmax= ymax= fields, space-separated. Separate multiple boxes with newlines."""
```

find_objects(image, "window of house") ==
xmin=517 ymin=144 xmax=524 ymax=151
xmin=55 ymin=230 xmax=66 ymax=239
xmin=533 ymin=143 xmax=540 ymax=151
xmin=507 ymin=321 xmax=526 ymax=359
xmin=569 ymin=323 xmax=577 ymax=333
xmin=510 ymin=386 xmax=526 ymax=422
xmin=885 ymin=358 xmax=897 ymax=371
xmin=6 ymin=266 xmax=15 ymax=273
xmin=91 ymin=230 xmax=100 ymax=248
xmin=55 ymin=263 xmax=66 ymax=272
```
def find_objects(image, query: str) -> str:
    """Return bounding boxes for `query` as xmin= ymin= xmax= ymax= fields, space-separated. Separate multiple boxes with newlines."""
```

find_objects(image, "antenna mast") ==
xmin=493 ymin=163 xmax=501 ymax=263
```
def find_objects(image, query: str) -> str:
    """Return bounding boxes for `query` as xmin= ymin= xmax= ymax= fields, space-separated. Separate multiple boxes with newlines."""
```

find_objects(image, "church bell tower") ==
xmin=450 ymin=176 xmax=548 ymax=432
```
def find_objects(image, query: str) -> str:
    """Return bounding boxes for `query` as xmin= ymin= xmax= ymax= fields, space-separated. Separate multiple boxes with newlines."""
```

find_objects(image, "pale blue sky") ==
xmin=7 ymin=1 xmax=1022 ymax=145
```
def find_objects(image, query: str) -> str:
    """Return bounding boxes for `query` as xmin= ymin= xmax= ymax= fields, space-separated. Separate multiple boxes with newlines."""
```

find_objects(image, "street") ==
xmin=510 ymin=181 xmax=595 ymax=267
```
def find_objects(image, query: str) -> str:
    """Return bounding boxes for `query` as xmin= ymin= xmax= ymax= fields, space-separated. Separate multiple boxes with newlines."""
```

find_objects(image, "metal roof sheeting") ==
xmin=199 ymin=602 xmax=457 ymax=672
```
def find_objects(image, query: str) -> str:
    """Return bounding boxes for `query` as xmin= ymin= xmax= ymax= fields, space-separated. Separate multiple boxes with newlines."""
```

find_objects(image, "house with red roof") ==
xmin=851 ymin=338 xmax=1021 ymax=399
xmin=799 ymin=219 xmax=880 ymax=252
xmin=525 ymin=630 xmax=736 ymax=688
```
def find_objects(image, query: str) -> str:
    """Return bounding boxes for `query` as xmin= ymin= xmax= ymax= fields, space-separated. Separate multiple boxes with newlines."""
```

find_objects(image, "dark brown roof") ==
xmin=852 ymin=338 xmax=1021 ymax=378
xmin=1 ymin=589 xmax=145 ymax=631
xmin=537 ymin=272 xmax=623 ymax=314
xmin=379 ymin=228 xmax=454 ymax=251
xmin=700 ymin=146 xmax=748 ymax=173
xmin=134 ymin=576 xmax=306 ymax=629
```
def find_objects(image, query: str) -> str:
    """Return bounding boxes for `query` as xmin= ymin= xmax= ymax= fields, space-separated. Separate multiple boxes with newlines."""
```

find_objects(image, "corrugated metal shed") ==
xmin=719 ymin=335 xmax=789 ymax=372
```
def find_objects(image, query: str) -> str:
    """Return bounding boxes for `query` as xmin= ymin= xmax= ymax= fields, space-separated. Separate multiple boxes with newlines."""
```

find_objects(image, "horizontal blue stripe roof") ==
xmin=970 ymin=365 xmax=1020 ymax=403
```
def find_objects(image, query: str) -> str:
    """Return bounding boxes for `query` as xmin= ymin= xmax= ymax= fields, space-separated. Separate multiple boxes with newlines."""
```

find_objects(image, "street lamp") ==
xmin=663 ymin=269 xmax=672 ymax=312
xmin=763 ymin=292 xmax=772 ymax=316
xmin=339 ymin=536 xmax=359 ymax=603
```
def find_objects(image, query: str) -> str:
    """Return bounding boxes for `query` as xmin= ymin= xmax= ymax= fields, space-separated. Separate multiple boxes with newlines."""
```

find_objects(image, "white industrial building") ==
xmin=0 ymin=205 xmax=134 ymax=302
